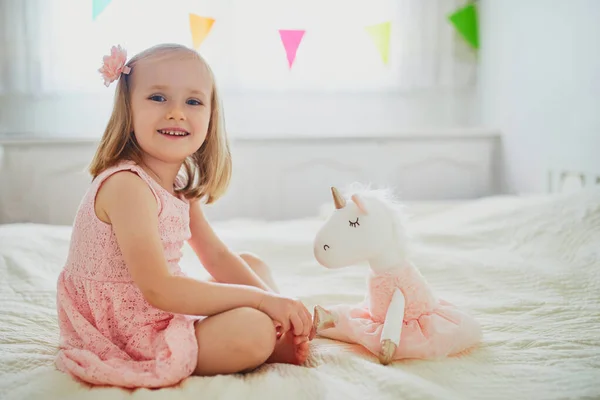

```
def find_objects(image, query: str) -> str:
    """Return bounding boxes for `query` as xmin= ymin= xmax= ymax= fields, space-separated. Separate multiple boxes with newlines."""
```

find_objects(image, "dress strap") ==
xmin=91 ymin=161 xmax=163 ymax=215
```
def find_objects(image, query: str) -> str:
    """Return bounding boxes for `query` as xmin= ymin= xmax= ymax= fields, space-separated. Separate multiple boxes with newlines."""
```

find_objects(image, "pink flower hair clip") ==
xmin=98 ymin=45 xmax=131 ymax=87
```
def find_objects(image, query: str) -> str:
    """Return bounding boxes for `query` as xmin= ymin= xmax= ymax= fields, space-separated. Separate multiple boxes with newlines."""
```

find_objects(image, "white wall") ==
xmin=479 ymin=0 xmax=600 ymax=194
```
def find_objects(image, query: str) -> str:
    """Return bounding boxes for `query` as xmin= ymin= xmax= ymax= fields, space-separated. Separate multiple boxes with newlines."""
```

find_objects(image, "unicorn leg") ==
xmin=379 ymin=288 xmax=406 ymax=365
xmin=315 ymin=304 xmax=401 ymax=360
xmin=313 ymin=305 xmax=338 ymax=333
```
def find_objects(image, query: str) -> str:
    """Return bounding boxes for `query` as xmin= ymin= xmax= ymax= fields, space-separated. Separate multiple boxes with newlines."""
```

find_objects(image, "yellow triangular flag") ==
xmin=189 ymin=14 xmax=215 ymax=49
xmin=365 ymin=21 xmax=391 ymax=64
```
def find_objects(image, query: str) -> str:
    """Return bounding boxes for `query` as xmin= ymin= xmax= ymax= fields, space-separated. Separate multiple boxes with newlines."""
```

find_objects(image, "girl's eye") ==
xmin=187 ymin=99 xmax=203 ymax=106
xmin=349 ymin=218 xmax=360 ymax=228
xmin=149 ymin=95 xmax=166 ymax=102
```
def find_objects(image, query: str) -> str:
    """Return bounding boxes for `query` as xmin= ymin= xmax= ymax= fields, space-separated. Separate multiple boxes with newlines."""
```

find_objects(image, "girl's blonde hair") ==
xmin=89 ymin=43 xmax=232 ymax=204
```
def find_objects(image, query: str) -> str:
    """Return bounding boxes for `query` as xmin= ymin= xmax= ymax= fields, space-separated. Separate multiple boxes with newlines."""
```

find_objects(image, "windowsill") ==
xmin=0 ymin=128 xmax=500 ymax=146
xmin=0 ymin=90 xmax=487 ymax=142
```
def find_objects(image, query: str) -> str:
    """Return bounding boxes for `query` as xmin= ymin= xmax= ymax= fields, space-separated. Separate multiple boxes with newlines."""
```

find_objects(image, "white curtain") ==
xmin=0 ymin=0 xmax=45 ymax=94
xmin=0 ymin=0 xmax=476 ymax=96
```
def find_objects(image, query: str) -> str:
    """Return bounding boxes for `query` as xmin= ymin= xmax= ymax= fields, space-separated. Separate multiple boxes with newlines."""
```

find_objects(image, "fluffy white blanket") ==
xmin=1 ymin=189 xmax=599 ymax=400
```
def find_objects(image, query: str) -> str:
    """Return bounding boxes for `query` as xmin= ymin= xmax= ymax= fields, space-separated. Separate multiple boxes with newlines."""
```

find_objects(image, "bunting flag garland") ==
xmin=448 ymin=3 xmax=479 ymax=49
xmin=92 ymin=0 xmax=112 ymax=20
xmin=189 ymin=14 xmax=215 ymax=49
xmin=278 ymin=29 xmax=306 ymax=69
xmin=365 ymin=21 xmax=391 ymax=65
xmin=93 ymin=1 xmax=397 ymax=67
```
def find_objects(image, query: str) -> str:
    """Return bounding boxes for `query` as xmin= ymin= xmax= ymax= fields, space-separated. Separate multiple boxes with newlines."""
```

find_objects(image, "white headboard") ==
xmin=0 ymin=130 xmax=502 ymax=225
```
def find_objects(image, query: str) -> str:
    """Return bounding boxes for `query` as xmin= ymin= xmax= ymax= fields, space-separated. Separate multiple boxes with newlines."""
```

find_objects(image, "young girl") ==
xmin=55 ymin=43 xmax=314 ymax=389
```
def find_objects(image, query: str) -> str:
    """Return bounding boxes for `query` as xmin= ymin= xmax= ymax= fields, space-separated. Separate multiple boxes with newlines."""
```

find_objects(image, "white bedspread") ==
xmin=1 ymin=189 xmax=599 ymax=400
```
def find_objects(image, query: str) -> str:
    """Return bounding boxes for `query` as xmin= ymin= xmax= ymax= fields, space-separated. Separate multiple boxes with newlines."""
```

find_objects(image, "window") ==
xmin=2 ymin=0 xmax=475 ymax=94
xmin=0 ymin=0 xmax=477 ymax=137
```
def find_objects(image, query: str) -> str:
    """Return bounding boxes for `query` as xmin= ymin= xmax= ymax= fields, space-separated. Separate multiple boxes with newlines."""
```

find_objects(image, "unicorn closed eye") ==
xmin=312 ymin=185 xmax=482 ymax=364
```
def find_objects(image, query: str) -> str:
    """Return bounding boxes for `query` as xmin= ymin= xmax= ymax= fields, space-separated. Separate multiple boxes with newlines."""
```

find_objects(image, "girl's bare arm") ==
xmin=97 ymin=171 xmax=267 ymax=316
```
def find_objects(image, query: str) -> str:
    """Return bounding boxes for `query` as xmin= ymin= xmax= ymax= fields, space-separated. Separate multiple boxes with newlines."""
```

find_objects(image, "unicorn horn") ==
xmin=331 ymin=187 xmax=346 ymax=209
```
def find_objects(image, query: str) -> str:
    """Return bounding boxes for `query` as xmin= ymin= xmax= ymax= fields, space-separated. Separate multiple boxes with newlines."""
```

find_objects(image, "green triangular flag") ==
xmin=448 ymin=3 xmax=479 ymax=49
xmin=365 ymin=21 xmax=391 ymax=64
xmin=93 ymin=0 xmax=112 ymax=20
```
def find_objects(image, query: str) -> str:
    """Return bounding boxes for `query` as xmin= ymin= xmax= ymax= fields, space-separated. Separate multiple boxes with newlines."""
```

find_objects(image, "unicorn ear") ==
xmin=351 ymin=194 xmax=368 ymax=215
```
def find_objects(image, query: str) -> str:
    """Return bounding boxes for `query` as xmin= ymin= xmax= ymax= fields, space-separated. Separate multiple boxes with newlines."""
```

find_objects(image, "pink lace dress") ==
xmin=55 ymin=161 xmax=198 ymax=388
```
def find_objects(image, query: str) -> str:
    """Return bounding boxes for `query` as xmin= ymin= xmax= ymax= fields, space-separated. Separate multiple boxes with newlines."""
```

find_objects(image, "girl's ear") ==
xmin=351 ymin=194 xmax=368 ymax=215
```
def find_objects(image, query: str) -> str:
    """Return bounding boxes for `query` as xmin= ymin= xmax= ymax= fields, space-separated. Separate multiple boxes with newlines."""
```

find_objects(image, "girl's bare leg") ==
xmin=237 ymin=252 xmax=311 ymax=365
xmin=193 ymin=307 xmax=277 ymax=376
xmin=237 ymin=252 xmax=279 ymax=292
xmin=202 ymin=253 xmax=309 ymax=368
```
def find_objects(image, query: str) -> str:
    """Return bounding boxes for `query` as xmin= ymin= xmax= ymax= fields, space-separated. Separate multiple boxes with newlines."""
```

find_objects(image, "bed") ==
xmin=1 ymin=189 xmax=599 ymax=400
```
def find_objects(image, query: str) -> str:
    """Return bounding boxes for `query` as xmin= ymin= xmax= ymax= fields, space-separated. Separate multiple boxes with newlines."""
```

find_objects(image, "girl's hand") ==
xmin=258 ymin=293 xmax=313 ymax=338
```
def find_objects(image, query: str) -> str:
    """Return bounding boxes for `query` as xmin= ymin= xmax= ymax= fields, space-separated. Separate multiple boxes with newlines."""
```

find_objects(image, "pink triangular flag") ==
xmin=278 ymin=29 xmax=305 ymax=69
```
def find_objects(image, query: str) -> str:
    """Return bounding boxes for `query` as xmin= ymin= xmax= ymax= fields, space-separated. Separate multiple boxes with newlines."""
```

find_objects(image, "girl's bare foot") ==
xmin=266 ymin=331 xmax=310 ymax=365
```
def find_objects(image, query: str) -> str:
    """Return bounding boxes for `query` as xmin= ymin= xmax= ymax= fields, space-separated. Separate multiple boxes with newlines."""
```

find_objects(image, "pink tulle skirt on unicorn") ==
xmin=312 ymin=186 xmax=481 ymax=364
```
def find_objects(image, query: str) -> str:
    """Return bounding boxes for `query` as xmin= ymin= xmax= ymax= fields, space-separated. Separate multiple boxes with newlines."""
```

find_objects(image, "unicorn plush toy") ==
xmin=312 ymin=186 xmax=481 ymax=364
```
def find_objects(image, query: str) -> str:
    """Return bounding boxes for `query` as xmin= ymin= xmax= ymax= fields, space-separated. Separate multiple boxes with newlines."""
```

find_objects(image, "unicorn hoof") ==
xmin=379 ymin=339 xmax=397 ymax=365
xmin=313 ymin=305 xmax=337 ymax=333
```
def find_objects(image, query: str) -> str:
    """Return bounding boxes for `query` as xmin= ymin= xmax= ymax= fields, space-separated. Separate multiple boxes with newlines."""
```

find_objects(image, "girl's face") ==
xmin=129 ymin=55 xmax=212 ymax=165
